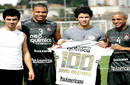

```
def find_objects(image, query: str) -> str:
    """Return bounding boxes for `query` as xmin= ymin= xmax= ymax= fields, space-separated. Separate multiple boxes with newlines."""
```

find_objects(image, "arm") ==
xmin=22 ymin=33 xmax=35 ymax=80
xmin=56 ymin=27 xmax=72 ymax=45
xmin=54 ymin=23 xmax=61 ymax=43
xmin=97 ymin=32 xmax=108 ymax=48
xmin=106 ymin=32 xmax=130 ymax=51
xmin=111 ymin=44 xmax=130 ymax=51
xmin=16 ymin=22 xmax=22 ymax=30
xmin=106 ymin=33 xmax=111 ymax=47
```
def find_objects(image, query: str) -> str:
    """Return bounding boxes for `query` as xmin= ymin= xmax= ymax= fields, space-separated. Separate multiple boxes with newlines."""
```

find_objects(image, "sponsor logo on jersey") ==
xmin=67 ymin=45 xmax=91 ymax=52
xmin=88 ymin=36 xmax=95 ymax=40
xmin=46 ymin=26 xmax=52 ymax=32
xmin=60 ymin=76 xmax=84 ymax=84
xmin=124 ymin=34 xmax=129 ymax=40
xmin=32 ymin=58 xmax=53 ymax=63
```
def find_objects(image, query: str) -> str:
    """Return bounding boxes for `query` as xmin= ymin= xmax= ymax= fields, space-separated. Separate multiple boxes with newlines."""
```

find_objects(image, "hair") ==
xmin=74 ymin=6 xmax=93 ymax=18
xmin=112 ymin=12 xmax=128 ymax=18
xmin=3 ymin=8 xmax=20 ymax=20
xmin=33 ymin=3 xmax=48 ymax=11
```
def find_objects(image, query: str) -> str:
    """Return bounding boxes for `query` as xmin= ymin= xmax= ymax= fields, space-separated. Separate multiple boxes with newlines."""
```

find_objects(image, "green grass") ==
xmin=99 ymin=56 xmax=110 ymax=85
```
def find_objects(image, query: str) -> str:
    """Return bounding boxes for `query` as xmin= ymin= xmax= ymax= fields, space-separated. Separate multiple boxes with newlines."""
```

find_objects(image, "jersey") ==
xmin=63 ymin=26 xmax=106 ymax=41
xmin=51 ymin=40 xmax=113 ymax=85
xmin=0 ymin=28 xmax=24 ymax=70
xmin=22 ymin=18 xmax=57 ymax=63
xmin=107 ymin=26 xmax=130 ymax=72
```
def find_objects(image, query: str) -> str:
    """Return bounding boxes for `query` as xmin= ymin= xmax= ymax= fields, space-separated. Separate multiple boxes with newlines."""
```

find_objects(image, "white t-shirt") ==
xmin=0 ymin=28 xmax=24 ymax=70
xmin=52 ymin=40 xmax=113 ymax=85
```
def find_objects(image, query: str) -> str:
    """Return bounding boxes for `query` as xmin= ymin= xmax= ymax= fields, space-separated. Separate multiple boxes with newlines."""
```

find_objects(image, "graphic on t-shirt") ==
xmin=30 ymin=28 xmax=52 ymax=45
xmin=52 ymin=40 xmax=113 ymax=85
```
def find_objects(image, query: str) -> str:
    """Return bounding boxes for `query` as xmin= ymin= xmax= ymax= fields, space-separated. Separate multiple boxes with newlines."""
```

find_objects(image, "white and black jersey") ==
xmin=22 ymin=18 xmax=57 ymax=63
xmin=107 ymin=26 xmax=130 ymax=72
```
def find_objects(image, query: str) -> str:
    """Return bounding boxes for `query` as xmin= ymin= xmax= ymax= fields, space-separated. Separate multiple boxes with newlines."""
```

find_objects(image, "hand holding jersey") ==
xmin=57 ymin=39 xmax=66 ymax=45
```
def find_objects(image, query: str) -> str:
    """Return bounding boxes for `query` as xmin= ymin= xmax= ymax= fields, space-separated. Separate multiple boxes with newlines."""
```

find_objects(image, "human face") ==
xmin=4 ymin=16 xmax=19 ymax=31
xmin=112 ymin=14 xmax=127 ymax=30
xmin=77 ymin=13 xmax=91 ymax=29
xmin=33 ymin=6 xmax=48 ymax=22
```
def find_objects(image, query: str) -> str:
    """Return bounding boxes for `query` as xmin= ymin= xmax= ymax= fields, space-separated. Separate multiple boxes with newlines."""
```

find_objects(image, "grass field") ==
xmin=99 ymin=56 xmax=110 ymax=85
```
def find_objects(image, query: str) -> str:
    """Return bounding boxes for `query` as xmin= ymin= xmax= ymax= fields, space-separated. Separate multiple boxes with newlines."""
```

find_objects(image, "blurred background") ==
xmin=0 ymin=1 xmax=129 ymax=85
xmin=0 ymin=0 xmax=130 ymax=35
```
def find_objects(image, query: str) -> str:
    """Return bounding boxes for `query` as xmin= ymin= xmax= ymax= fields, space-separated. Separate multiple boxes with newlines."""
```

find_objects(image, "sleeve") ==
xmin=53 ymin=22 xmax=57 ymax=33
xmin=21 ymin=21 xmax=26 ymax=32
xmin=62 ymin=29 xmax=70 ymax=39
xmin=21 ymin=21 xmax=29 ymax=35
xmin=21 ymin=21 xmax=26 ymax=26
xmin=99 ymin=30 xmax=106 ymax=41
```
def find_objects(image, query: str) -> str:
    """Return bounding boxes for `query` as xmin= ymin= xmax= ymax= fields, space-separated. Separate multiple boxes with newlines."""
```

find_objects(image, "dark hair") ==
xmin=33 ymin=3 xmax=48 ymax=11
xmin=3 ymin=8 xmax=20 ymax=20
xmin=74 ymin=6 xmax=93 ymax=18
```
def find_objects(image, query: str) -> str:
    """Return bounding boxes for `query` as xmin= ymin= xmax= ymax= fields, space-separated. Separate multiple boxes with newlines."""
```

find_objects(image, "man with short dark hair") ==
xmin=0 ymin=8 xmax=34 ymax=85
xmin=58 ymin=6 xmax=106 ymax=85
xmin=58 ymin=6 xmax=105 ymax=42
xmin=21 ymin=3 xmax=61 ymax=85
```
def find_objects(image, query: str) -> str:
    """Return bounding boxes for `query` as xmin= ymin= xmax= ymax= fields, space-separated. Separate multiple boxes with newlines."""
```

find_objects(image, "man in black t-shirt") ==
xmin=21 ymin=3 xmax=61 ymax=85
xmin=106 ymin=12 xmax=130 ymax=85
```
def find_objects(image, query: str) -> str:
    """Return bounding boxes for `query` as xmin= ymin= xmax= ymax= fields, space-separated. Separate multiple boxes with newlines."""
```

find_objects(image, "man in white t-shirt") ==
xmin=0 ymin=8 xmax=35 ymax=85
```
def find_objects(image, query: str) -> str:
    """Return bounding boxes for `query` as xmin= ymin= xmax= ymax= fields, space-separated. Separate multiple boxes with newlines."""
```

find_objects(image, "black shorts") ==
xmin=107 ymin=52 xmax=130 ymax=85
xmin=0 ymin=69 xmax=23 ymax=85
xmin=95 ymin=64 xmax=101 ymax=85
xmin=24 ymin=63 xmax=56 ymax=85
xmin=107 ymin=71 xmax=130 ymax=85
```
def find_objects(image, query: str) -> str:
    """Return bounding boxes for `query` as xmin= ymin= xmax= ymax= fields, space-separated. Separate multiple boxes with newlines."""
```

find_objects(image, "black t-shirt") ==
xmin=107 ymin=26 xmax=130 ymax=72
xmin=22 ymin=18 xmax=57 ymax=63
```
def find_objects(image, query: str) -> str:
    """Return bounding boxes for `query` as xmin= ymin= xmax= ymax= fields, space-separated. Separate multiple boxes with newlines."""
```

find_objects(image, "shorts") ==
xmin=24 ymin=63 xmax=56 ymax=85
xmin=107 ymin=52 xmax=130 ymax=85
xmin=107 ymin=71 xmax=130 ymax=85
xmin=95 ymin=64 xmax=101 ymax=85
xmin=0 ymin=69 xmax=23 ymax=85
